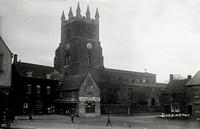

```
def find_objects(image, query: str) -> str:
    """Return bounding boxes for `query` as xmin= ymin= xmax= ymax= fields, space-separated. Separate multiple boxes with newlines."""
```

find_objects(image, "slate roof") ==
xmin=62 ymin=74 xmax=86 ymax=90
xmin=105 ymin=68 xmax=156 ymax=77
xmin=156 ymin=83 xmax=168 ymax=88
xmin=50 ymin=69 xmax=63 ymax=81
xmin=186 ymin=71 xmax=200 ymax=86
xmin=166 ymin=79 xmax=190 ymax=94
xmin=14 ymin=62 xmax=54 ymax=79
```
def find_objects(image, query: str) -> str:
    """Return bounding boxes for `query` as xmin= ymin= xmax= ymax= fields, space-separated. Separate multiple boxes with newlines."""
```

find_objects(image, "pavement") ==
xmin=5 ymin=114 xmax=200 ymax=129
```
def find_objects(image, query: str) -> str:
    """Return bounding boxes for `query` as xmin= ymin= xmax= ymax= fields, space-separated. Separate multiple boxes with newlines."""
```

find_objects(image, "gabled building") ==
xmin=11 ymin=56 xmax=61 ymax=114
xmin=0 ymin=36 xmax=12 ymax=110
xmin=164 ymin=75 xmax=191 ymax=114
xmin=185 ymin=71 xmax=200 ymax=117
xmin=55 ymin=73 xmax=100 ymax=117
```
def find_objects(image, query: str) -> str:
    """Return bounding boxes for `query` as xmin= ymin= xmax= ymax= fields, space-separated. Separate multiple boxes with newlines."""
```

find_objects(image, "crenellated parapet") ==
xmin=61 ymin=2 xmax=99 ymax=25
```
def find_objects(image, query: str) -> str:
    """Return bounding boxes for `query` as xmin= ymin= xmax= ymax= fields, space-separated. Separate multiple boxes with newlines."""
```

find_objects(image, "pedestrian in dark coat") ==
xmin=71 ymin=114 xmax=74 ymax=123
xmin=106 ymin=113 xmax=112 ymax=126
xmin=28 ymin=110 xmax=32 ymax=121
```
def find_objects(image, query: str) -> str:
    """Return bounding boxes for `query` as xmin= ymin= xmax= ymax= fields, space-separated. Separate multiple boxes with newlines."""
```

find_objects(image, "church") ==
xmin=53 ymin=3 xmax=166 ymax=117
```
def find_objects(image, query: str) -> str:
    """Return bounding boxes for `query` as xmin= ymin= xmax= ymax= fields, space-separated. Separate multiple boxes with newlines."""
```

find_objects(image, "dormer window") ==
xmin=26 ymin=71 xmax=32 ymax=77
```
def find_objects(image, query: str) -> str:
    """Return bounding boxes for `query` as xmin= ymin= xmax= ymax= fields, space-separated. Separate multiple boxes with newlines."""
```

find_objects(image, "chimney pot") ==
xmin=188 ymin=75 xmax=192 ymax=79
xmin=170 ymin=74 xmax=173 ymax=81
xmin=14 ymin=54 xmax=17 ymax=63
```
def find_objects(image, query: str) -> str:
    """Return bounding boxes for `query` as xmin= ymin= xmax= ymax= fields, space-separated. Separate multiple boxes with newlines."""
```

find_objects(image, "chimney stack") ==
xmin=187 ymin=75 xmax=192 ymax=79
xmin=170 ymin=74 xmax=173 ymax=81
xmin=13 ymin=54 xmax=18 ymax=63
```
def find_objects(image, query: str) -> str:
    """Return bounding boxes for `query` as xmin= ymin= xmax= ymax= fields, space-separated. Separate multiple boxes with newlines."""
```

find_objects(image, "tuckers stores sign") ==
xmin=79 ymin=97 xmax=100 ymax=101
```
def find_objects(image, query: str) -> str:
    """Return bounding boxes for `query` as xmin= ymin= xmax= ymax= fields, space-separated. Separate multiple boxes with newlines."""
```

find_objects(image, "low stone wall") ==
xmin=101 ymin=104 xmax=164 ymax=115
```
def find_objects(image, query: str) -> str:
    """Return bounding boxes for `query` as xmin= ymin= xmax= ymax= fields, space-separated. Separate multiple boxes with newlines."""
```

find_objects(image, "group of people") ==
xmin=0 ymin=109 xmax=113 ymax=127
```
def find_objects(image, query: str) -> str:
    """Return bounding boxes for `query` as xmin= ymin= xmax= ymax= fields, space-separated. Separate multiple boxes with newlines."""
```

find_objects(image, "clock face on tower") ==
xmin=87 ymin=43 xmax=92 ymax=50
xmin=66 ymin=43 xmax=70 ymax=50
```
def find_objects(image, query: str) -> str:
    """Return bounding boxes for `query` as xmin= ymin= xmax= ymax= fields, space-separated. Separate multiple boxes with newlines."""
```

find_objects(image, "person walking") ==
xmin=71 ymin=114 xmax=74 ymax=123
xmin=28 ymin=110 xmax=32 ymax=121
xmin=106 ymin=113 xmax=112 ymax=126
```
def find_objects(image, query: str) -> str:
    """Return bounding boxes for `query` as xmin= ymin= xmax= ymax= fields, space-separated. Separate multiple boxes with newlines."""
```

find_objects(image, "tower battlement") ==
xmin=61 ymin=3 xmax=99 ymax=25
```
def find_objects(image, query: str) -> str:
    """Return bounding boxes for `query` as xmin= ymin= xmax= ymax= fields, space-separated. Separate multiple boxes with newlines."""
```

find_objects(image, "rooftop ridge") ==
xmin=16 ymin=61 xmax=53 ymax=68
xmin=105 ymin=68 xmax=156 ymax=76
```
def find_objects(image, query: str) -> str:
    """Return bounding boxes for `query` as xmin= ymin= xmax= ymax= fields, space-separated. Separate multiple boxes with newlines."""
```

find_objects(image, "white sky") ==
xmin=1 ymin=0 xmax=200 ymax=83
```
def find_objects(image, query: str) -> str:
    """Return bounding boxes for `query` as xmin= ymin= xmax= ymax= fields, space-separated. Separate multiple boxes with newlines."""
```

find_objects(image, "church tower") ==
xmin=54 ymin=3 xmax=104 ymax=75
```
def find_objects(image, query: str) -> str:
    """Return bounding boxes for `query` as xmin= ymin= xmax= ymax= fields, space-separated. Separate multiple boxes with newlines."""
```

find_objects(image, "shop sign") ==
xmin=79 ymin=97 xmax=100 ymax=101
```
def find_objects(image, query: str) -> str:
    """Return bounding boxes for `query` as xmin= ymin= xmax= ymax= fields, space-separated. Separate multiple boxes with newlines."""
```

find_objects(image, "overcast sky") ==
xmin=1 ymin=0 xmax=200 ymax=83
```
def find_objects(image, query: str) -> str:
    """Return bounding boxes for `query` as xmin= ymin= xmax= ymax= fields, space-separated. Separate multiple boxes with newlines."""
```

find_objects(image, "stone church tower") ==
xmin=54 ymin=3 xmax=104 ymax=75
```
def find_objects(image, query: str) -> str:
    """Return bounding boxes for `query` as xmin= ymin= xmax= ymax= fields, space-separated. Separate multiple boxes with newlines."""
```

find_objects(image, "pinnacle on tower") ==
xmin=76 ymin=2 xmax=81 ymax=17
xmin=95 ymin=8 xmax=99 ymax=21
xmin=61 ymin=11 xmax=65 ymax=21
xmin=95 ymin=8 xmax=99 ymax=18
xmin=68 ymin=6 xmax=73 ymax=20
xmin=86 ymin=5 xmax=91 ymax=20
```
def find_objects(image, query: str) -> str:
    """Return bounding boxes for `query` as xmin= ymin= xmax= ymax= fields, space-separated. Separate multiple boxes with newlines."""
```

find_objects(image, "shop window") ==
xmin=46 ymin=86 xmax=50 ymax=94
xmin=171 ymin=103 xmax=180 ymax=113
xmin=27 ymin=84 xmax=31 ymax=94
xmin=85 ymin=101 xmax=95 ymax=113
xmin=0 ymin=54 xmax=3 ymax=71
